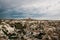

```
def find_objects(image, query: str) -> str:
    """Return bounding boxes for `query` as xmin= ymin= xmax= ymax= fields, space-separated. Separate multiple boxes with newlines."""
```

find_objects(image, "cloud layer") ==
xmin=0 ymin=0 xmax=60 ymax=19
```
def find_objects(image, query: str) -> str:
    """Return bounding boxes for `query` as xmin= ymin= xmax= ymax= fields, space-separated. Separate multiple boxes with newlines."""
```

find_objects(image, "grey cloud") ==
xmin=0 ymin=0 xmax=60 ymax=19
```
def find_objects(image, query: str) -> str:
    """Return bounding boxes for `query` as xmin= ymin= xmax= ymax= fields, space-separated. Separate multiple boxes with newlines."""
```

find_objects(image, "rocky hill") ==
xmin=0 ymin=19 xmax=60 ymax=40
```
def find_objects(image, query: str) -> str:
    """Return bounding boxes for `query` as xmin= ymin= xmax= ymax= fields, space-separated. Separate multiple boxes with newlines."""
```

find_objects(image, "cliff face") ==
xmin=0 ymin=19 xmax=60 ymax=40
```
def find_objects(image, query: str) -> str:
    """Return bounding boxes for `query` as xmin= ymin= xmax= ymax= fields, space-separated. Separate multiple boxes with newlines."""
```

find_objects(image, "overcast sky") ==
xmin=0 ymin=0 xmax=60 ymax=19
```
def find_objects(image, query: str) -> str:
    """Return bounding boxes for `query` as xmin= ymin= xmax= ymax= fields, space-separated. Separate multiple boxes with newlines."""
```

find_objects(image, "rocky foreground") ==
xmin=0 ymin=19 xmax=60 ymax=40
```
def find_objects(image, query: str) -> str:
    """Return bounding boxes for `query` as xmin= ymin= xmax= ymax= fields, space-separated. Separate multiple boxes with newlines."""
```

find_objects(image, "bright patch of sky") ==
xmin=0 ymin=0 xmax=60 ymax=19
